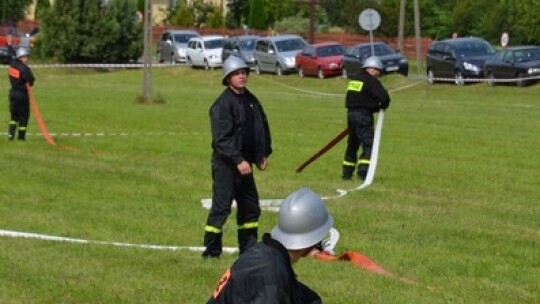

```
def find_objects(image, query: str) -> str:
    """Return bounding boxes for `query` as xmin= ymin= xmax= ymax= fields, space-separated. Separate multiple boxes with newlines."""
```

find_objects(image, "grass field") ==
xmin=1 ymin=65 xmax=539 ymax=303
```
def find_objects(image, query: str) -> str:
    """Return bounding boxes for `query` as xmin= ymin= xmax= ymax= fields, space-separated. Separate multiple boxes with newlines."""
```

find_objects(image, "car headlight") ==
xmin=245 ymin=55 xmax=255 ymax=63
xmin=177 ymin=48 xmax=186 ymax=56
xmin=209 ymin=55 xmax=217 ymax=60
xmin=399 ymin=58 xmax=408 ymax=64
xmin=328 ymin=62 xmax=338 ymax=69
xmin=527 ymin=67 xmax=540 ymax=74
xmin=284 ymin=57 xmax=295 ymax=65
xmin=463 ymin=62 xmax=480 ymax=72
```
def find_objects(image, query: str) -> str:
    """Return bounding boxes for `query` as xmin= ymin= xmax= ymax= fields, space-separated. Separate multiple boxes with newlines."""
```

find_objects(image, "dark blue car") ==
xmin=483 ymin=46 xmax=540 ymax=87
xmin=426 ymin=37 xmax=497 ymax=85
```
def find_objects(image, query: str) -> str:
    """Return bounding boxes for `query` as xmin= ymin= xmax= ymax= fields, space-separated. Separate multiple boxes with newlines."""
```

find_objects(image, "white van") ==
xmin=186 ymin=35 xmax=225 ymax=69
xmin=253 ymin=35 xmax=308 ymax=75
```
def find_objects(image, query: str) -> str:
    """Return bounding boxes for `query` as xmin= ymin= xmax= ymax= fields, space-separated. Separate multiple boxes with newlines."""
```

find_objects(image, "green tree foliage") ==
xmin=169 ymin=0 xmax=196 ymax=27
xmin=274 ymin=12 xmax=308 ymax=34
xmin=34 ymin=0 xmax=51 ymax=21
xmin=38 ymin=0 xmax=142 ymax=63
xmin=0 ymin=0 xmax=33 ymax=25
xmin=206 ymin=6 xmax=224 ymax=28
xmin=248 ymin=0 xmax=267 ymax=30
xmin=225 ymin=0 xmax=249 ymax=28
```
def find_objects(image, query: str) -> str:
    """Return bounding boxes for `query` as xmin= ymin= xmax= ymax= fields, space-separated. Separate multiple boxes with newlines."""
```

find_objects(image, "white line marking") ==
xmin=0 ymin=229 xmax=239 ymax=254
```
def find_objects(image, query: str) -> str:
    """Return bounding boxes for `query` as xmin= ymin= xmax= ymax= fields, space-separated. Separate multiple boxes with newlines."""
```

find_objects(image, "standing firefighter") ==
xmin=202 ymin=56 xmax=272 ymax=258
xmin=342 ymin=56 xmax=390 ymax=180
xmin=7 ymin=48 xmax=35 ymax=141
xmin=207 ymin=187 xmax=334 ymax=303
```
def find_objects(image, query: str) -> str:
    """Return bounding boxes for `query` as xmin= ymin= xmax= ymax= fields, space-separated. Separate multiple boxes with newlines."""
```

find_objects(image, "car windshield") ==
xmin=239 ymin=39 xmax=256 ymax=51
xmin=316 ymin=45 xmax=344 ymax=57
xmin=275 ymin=39 xmax=307 ymax=52
xmin=174 ymin=34 xmax=198 ymax=43
xmin=204 ymin=39 xmax=224 ymax=49
xmin=454 ymin=41 xmax=497 ymax=57
xmin=372 ymin=44 xmax=395 ymax=56
xmin=515 ymin=48 xmax=540 ymax=62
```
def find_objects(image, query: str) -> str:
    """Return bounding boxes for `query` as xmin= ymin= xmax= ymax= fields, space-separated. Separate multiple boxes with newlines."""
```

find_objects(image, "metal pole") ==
xmin=397 ymin=0 xmax=406 ymax=52
xmin=309 ymin=0 xmax=315 ymax=44
xmin=413 ymin=0 xmax=422 ymax=73
xmin=143 ymin=0 xmax=153 ymax=99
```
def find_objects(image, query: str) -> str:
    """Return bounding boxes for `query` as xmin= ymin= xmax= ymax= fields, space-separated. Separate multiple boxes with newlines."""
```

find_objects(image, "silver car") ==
xmin=253 ymin=35 xmax=308 ymax=76
xmin=157 ymin=30 xmax=200 ymax=63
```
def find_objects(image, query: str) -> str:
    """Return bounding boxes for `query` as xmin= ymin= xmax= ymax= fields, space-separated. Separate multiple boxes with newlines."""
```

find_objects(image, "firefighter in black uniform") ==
xmin=202 ymin=56 xmax=272 ymax=258
xmin=7 ymin=48 xmax=35 ymax=141
xmin=207 ymin=187 xmax=333 ymax=303
xmin=342 ymin=56 xmax=390 ymax=180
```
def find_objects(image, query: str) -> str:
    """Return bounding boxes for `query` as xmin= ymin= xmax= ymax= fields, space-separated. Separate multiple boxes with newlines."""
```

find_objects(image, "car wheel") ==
xmin=298 ymin=67 xmax=304 ymax=77
xmin=342 ymin=68 xmax=348 ymax=79
xmin=204 ymin=59 xmax=210 ymax=70
xmin=486 ymin=72 xmax=496 ymax=87
xmin=427 ymin=68 xmax=435 ymax=85
xmin=454 ymin=70 xmax=464 ymax=86
xmin=255 ymin=62 xmax=261 ymax=75
xmin=187 ymin=57 xmax=193 ymax=67
xmin=168 ymin=53 xmax=175 ymax=64
xmin=317 ymin=67 xmax=324 ymax=79
xmin=516 ymin=72 xmax=526 ymax=87
xmin=275 ymin=64 xmax=283 ymax=76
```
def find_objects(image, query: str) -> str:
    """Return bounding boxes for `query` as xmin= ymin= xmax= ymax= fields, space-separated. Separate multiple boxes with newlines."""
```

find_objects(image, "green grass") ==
xmin=1 ymin=66 xmax=538 ymax=303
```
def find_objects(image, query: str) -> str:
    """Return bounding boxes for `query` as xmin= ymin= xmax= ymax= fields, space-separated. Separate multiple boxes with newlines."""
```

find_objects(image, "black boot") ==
xmin=202 ymin=232 xmax=222 ymax=258
xmin=342 ymin=165 xmax=355 ymax=180
xmin=238 ymin=228 xmax=257 ymax=254
xmin=17 ymin=126 xmax=27 ymax=141
xmin=8 ymin=123 xmax=16 ymax=141
xmin=358 ymin=164 xmax=369 ymax=181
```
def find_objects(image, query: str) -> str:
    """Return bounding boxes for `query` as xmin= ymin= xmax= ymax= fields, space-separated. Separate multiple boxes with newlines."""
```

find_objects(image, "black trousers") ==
xmin=9 ymin=91 xmax=30 ymax=127
xmin=204 ymin=158 xmax=261 ymax=255
xmin=343 ymin=109 xmax=374 ymax=179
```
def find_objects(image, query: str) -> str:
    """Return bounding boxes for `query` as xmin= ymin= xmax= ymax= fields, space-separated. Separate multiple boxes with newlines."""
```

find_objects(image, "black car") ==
xmin=483 ymin=46 xmax=540 ymax=87
xmin=426 ymin=37 xmax=497 ymax=85
xmin=342 ymin=42 xmax=408 ymax=78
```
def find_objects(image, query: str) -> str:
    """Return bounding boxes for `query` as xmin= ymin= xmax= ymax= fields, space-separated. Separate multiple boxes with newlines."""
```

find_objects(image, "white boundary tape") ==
xmin=0 ymin=229 xmax=239 ymax=254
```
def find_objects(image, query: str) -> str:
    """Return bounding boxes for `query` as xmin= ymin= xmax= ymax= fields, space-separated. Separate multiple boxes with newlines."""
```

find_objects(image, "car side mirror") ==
xmin=166 ymin=39 xmax=173 ymax=45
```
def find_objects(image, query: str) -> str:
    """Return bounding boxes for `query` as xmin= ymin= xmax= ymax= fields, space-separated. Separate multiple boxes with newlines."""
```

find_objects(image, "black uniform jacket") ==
xmin=210 ymin=87 xmax=272 ymax=165
xmin=208 ymin=234 xmax=322 ymax=304
xmin=9 ymin=58 xmax=35 ymax=93
xmin=345 ymin=70 xmax=390 ymax=112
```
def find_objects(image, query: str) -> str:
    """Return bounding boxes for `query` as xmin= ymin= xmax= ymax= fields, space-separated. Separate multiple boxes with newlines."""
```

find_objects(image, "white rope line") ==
xmin=409 ymin=73 xmax=540 ymax=83
xmin=0 ymin=229 xmax=239 ymax=254
xmin=0 ymin=131 xmax=205 ymax=137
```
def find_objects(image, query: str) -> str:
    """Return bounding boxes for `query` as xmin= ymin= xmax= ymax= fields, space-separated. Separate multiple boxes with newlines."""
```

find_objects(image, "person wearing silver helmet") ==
xmin=342 ymin=56 xmax=390 ymax=181
xmin=7 ymin=47 xmax=35 ymax=141
xmin=202 ymin=56 xmax=272 ymax=258
xmin=207 ymin=187 xmax=333 ymax=303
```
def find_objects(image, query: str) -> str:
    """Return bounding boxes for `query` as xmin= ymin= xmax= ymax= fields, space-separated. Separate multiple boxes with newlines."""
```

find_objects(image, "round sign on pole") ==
xmin=359 ymin=8 xmax=381 ymax=31
xmin=500 ymin=32 xmax=509 ymax=48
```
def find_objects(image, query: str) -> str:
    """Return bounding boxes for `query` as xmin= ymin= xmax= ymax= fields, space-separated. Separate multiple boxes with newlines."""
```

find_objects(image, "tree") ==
xmin=0 ymin=0 xmax=33 ymax=26
xmin=248 ymin=0 xmax=267 ymax=30
xmin=169 ymin=0 xmax=196 ymax=27
xmin=34 ymin=0 xmax=51 ymax=21
xmin=38 ymin=0 xmax=142 ymax=63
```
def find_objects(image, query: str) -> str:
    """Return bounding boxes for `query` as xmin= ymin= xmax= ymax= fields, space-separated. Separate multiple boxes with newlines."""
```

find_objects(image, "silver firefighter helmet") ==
xmin=271 ymin=187 xmax=334 ymax=250
xmin=16 ymin=48 xmax=30 ymax=59
xmin=222 ymin=56 xmax=249 ymax=86
xmin=362 ymin=55 xmax=383 ymax=70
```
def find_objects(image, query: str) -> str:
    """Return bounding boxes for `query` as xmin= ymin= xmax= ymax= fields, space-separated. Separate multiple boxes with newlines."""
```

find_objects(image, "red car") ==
xmin=295 ymin=42 xmax=344 ymax=79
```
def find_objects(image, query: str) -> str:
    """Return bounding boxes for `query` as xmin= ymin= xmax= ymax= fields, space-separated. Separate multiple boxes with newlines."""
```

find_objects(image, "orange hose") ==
xmin=26 ymin=83 xmax=56 ymax=146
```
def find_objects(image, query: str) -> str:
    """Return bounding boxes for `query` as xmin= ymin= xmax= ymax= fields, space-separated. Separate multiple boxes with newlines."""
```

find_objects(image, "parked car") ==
xmin=295 ymin=42 xmax=344 ymax=79
xmin=253 ymin=35 xmax=308 ymax=75
xmin=157 ymin=29 xmax=200 ymax=63
xmin=186 ymin=35 xmax=225 ymax=69
xmin=342 ymin=42 xmax=408 ymax=78
xmin=426 ymin=37 xmax=497 ymax=85
xmin=483 ymin=46 xmax=540 ymax=87
xmin=222 ymin=35 xmax=259 ymax=68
